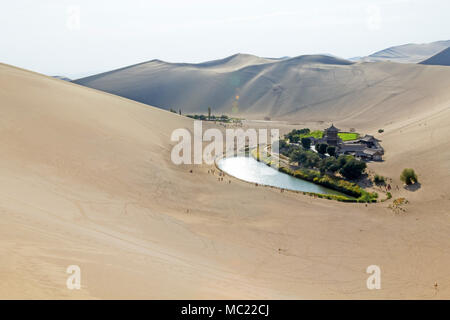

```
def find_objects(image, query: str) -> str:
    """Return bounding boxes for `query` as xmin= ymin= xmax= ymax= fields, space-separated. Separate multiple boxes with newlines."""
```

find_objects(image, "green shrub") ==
xmin=374 ymin=174 xmax=385 ymax=185
xmin=400 ymin=168 xmax=418 ymax=185
xmin=357 ymin=192 xmax=371 ymax=203
xmin=283 ymin=166 xmax=364 ymax=198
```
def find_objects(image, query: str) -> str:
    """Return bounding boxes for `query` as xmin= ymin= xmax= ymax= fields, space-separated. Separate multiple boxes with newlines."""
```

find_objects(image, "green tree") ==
xmin=284 ymin=128 xmax=310 ymax=143
xmin=304 ymin=152 xmax=321 ymax=168
xmin=400 ymin=168 xmax=418 ymax=185
xmin=319 ymin=157 xmax=340 ymax=174
xmin=317 ymin=143 xmax=328 ymax=155
xmin=299 ymin=128 xmax=310 ymax=135
xmin=290 ymin=149 xmax=320 ymax=168
xmin=290 ymin=135 xmax=300 ymax=143
xmin=290 ymin=149 xmax=307 ymax=163
xmin=337 ymin=155 xmax=349 ymax=167
xmin=339 ymin=158 xmax=367 ymax=180
xmin=273 ymin=139 xmax=288 ymax=154
xmin=301 ymin=137 xmax=311 ymax=149
xmin=326 ymin=145 xmax=336 ymax=157
xmin=278 ymin=139 xmax=288 ymax=149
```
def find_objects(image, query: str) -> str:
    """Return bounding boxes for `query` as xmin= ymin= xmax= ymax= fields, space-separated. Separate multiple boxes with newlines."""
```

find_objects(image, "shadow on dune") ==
xmin=356 ymin=174 xmax=374 ymax=188
xmin=404 ymin=182 xmax=421 ymax=192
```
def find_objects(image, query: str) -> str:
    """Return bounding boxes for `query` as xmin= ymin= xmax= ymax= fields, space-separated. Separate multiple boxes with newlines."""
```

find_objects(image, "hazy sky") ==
xmin=1 ymin=0 xmax=449 ymax=79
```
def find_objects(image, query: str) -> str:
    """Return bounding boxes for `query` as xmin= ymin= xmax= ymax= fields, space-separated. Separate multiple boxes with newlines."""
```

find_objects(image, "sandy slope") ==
xmin=1 ymin=63 xmax=450 ymax=299
xmin=73 ymin=55 xmax=450 ymax=125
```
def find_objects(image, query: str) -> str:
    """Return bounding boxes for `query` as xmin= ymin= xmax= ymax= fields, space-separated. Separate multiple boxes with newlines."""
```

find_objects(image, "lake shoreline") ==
xmin=215 ymin=154 xmax=358 ymax=201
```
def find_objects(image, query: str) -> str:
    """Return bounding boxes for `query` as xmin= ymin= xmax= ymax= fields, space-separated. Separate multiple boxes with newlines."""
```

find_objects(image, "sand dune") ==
xmin=74 ymin=54 xmax=450 ymax=127
xmin=1 ymin=62 xmax=450 ymax=299
xmin=188 ymin=53 xmax=279 ymax=71
xmin=72 ymin=54 xmax=355 ymax=119
xmin=420 ymin=47 xmax=450 ymax=66
xmin=352 ymin=40 xmax=450 ymax=63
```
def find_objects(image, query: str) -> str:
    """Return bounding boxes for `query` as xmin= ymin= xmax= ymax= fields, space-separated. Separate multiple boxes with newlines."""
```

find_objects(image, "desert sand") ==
xmin=1 ymin=62 xmax=450 ymax=299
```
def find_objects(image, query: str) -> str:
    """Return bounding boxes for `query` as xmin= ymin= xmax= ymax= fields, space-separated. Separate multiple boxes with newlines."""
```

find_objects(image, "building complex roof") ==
xmin=326 ymin=124 xmax=339 ymax=132
xmin=359 ymin=134 xmax=380 ymax=143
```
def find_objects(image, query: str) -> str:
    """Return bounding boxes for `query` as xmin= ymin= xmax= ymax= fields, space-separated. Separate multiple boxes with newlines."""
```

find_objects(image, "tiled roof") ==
xmin=327 ymin=124 xmax=339 ymax=132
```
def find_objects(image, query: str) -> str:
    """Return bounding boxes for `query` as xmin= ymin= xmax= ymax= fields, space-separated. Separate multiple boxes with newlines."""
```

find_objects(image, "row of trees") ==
xmin=186 ymin=114 xmax=230 ymax=121
xmin=315 ymin=142 xmax=336 ymax=156
xmin=285 ymin=128 xmax=311 ymax=143
xmin=288 ymin=146 xmax=367 ymax=180
xmin=298 ymin=137 xmax=335 ymax=157
xmin=169 ymin=108 xmax=181 ymax=115
xmin=172 ymin=106 xmax=231 ymax=122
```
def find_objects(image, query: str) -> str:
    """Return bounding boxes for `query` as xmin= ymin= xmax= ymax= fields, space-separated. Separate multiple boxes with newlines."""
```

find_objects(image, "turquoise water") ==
xmin=217 ymin=156 xmax=350 ymax=197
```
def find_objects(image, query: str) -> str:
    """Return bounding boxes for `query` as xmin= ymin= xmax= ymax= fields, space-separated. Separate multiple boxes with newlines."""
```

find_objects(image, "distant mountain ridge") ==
xmin=351 ymin=40 xmax=450 ymax=63
xmin=420 ymin=47 xmax=450 ymax=66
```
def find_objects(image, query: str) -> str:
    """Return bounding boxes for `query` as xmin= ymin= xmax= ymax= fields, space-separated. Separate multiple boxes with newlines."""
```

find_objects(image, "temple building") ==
xmin=323 ymin=124 xmax=341 ymax=146
xmin=315 ymin=124 xmax=384 ymax=161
